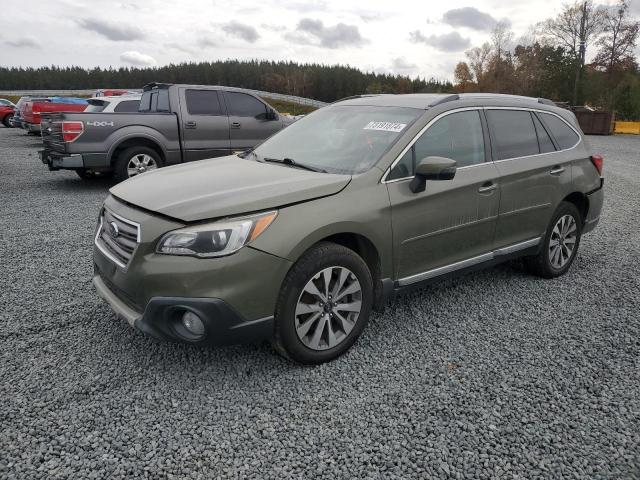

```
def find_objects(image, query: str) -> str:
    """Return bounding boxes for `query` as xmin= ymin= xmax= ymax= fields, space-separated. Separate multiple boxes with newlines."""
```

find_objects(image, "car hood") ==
xmin=110 ymin=156 xmax=351 ymax=222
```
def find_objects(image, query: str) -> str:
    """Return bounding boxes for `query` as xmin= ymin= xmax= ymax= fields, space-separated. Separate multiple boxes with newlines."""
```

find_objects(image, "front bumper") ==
xmin=40 ymin=149 xmax=109 ymax=171
xmin=93 ymin=275 xmax=273 ymax=345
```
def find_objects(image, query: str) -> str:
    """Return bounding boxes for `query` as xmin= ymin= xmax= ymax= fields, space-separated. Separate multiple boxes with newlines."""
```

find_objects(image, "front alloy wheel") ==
xmin=295 ymin=266 xmax=362 ymax=351
xmin=273 ymin=242 xmax=373 ymax=364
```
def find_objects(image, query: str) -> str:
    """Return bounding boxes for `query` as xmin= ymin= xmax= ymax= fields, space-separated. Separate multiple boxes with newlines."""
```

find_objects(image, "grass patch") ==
xmin=260 ymin=97 xmax=318 ymax=116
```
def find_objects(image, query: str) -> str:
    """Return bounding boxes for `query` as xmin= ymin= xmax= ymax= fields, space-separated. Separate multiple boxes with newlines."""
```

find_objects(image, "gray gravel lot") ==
xmin=0 ymin=126 xmax=639 ymax=479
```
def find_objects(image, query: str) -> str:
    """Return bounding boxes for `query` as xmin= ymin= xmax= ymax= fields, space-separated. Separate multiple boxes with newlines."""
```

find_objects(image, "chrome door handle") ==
xmin=478 ymin=183 xmax=497 ymax=194
xmin=231 ymin=122 xmax=241 ymax=129
xmin=550 ymin=166 xmax=565 ymax=175
xmin=184 ymin=121 xmax=197 ymax=129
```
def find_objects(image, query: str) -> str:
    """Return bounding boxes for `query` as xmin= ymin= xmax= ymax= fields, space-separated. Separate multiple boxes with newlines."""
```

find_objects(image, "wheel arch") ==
xmin=562 ymin=192 xmax=589 ymax=224
xmin=108 ymin=132 xmax=168 ymax=166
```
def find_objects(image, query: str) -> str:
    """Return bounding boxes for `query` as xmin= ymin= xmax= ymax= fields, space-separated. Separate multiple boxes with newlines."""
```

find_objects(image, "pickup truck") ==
xmin=23 ymin=97 xmax=88 ymax=134
xmin=40 ymin=83 xmax=295 ymax=181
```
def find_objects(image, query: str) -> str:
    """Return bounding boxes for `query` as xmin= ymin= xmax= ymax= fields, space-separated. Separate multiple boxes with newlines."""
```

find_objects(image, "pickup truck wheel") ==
xmin=524 ymin=201 xmax=582 ymax=279
xmin=3 ymin=115 xmax=13 ymax=128
xmin=272 ymin=242 xmax=373 ymax=364
xmin=114 ymin=146 xmax=162 ymax=182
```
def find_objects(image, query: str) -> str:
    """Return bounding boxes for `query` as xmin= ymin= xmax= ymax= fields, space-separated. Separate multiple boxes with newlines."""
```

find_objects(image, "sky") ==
xmin=1 ymin=0 xmax=637 ymax=82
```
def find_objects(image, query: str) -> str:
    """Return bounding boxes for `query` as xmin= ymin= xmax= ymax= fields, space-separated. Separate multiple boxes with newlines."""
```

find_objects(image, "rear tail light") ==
xmin=61 ymin=121 xmax=84 ymax=142
xmin=590 ymin=154 xmax=603 ymax=176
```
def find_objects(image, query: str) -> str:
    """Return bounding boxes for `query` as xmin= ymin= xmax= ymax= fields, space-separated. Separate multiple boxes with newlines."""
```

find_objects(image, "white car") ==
xmin=84 ymin=94 xmax=142 ymax=113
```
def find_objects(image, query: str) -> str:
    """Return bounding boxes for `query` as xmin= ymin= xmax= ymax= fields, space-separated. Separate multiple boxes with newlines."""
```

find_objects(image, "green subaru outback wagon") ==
xmin=93 ymin=93 xmax=604 ymax=364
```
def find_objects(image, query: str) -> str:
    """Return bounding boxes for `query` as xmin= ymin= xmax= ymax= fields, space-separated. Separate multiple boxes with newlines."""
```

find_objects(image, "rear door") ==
xmin=222 ymin=91 xmax=282 ymax=152
xmin=178 ymin=88 xmax=231 ymax=161
xmin=386 ymin=109 xmax=501 ymax=283
xmin=486 ymin=108 xmax=573 ymax=250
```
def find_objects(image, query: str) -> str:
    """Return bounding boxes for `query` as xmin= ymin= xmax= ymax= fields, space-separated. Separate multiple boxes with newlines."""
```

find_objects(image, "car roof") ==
xmin=88 ymin=94 xmax=142 ymax=102
xmin=334 ymin=93 xmax=557 ymax=110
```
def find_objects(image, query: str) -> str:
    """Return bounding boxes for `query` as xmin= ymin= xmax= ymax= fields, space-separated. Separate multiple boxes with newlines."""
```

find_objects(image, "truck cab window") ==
xmin=225 ymin=92 xmax=267 ymax=118
xmin=185 ymin=90 xmax=224 ymax=115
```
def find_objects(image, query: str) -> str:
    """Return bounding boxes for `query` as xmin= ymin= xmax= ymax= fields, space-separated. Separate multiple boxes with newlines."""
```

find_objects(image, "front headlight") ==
xmin=156 ymin=210 xmax=277 ymax=258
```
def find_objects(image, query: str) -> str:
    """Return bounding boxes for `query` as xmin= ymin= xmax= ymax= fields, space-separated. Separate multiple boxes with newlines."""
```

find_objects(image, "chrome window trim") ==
xmin=381 ymin=106 xmax=582 ymax=184
xmin=397 ymin=237 xmax=541 ymax=286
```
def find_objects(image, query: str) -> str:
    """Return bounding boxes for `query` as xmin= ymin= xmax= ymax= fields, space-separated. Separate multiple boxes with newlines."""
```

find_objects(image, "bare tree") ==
xmin=594 ymin=0 xmax=640 ymax=76
xmin=465 ymin=42 xmax=493 ymax=89
xmin=541 ymin=1 xmax=606 ymax=104
xmin=491 ymin=21 xmax=514 ymax=92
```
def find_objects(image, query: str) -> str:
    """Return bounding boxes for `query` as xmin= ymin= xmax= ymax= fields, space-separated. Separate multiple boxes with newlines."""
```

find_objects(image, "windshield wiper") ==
xmin=262 ymin=157 xmax=327 ymax=173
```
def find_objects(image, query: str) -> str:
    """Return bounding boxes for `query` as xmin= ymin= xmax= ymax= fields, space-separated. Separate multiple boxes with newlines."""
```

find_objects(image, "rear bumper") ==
xmin=40 ymin=149 xmax=109 ymax=170
xmin=93 ymin=275 xmax=273 ymax=346
xmin=583 ymin=179 xmax=604 ymax=234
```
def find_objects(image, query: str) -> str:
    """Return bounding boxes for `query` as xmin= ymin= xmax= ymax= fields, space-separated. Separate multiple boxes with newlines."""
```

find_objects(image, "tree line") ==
xmin=453 ymin=0 xmax=640 ymax=120
xmin=0 ymin=61 xmax=452 ymax=103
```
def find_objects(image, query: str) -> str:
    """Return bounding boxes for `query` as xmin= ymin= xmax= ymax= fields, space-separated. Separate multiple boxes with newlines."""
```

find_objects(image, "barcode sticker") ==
xmin=363 ymin=121 xmax=407 ymax=133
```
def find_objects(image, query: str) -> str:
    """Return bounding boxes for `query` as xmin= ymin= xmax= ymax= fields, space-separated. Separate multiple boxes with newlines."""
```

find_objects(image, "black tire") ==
xmin=272 ymin=242 xmax=373 ymax=364
xmin=113 ymin=146 xmax=162 ymax=183
xmin=3 ymin=115 xmax=13 ymax=128
xmin=75 ymin=169 xmax=113 ymax=180
xmin=524 ymin=201 xmax=583 ymax=279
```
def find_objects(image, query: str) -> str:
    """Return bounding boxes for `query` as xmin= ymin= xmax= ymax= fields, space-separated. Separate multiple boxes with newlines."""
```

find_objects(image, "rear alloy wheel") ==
xmin=273 ymin=242 xmax=373 ymax=364
xmin=525 ymin=201 xmax=582 ymax=278
xmin=114 ymin=146 xmax=162 ymax=182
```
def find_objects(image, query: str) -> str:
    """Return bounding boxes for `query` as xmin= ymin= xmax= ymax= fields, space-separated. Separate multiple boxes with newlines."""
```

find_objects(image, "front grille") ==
xmin=95 ymin=209 xmax=140 ymax=268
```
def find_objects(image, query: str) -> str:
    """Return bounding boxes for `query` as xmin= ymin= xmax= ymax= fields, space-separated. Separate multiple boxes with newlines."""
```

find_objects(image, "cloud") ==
xmin=197 ymin=36 xmax=218 ymax=48
xmin=391 ymin=57 xmax=417 ymax=70
xmin=5 ymin=37 xmax=40 ymax=49
xmin=409 ymin=30 xmax=470 ymax=52
xmin=289 ymin=18 xmax=367 ymax=49
xmin=221 ymin=21 xmax=260 ymax=43
xmin=442 ymin=7 xmax=502 ymax=31
xmin=261 ymin=23 xmax=287 ymax=32
xmin=285 ymin=1 xmax=327 ymax=12
xmin=77 ymin=18 xmax=145 ymax=41
xmin=120 ymin=51 xmax=156 ymax=66
xmin=165 ymin=42 xmax=196 ymax=54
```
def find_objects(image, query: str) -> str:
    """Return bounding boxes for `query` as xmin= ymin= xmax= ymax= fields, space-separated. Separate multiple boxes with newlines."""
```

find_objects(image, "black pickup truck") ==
xmin=40 ymin=83 xmax=294 ymax=181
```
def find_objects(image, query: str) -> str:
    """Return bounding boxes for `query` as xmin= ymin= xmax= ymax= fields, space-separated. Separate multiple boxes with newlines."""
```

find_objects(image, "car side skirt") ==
xmin=395 ymin=237 xmax=542 ymax=291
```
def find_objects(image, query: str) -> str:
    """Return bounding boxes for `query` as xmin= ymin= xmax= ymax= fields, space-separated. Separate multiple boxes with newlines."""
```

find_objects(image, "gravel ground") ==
xmin=0 ymin=127 xmax=639 ymax=479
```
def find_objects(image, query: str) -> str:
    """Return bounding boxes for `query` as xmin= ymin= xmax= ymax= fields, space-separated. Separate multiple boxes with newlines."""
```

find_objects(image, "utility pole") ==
xmin=573 ymin=1 xmax=588 ymax=106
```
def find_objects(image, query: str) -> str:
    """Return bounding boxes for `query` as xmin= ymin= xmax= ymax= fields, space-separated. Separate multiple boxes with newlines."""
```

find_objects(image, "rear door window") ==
xmin=539 ymin=113 xmax=580 ymax=150
xmin=114 ymin=100 xmax=140 ymax=113
xmin=225 ymin=92 xmax=267 ymax=117
xmin=486 ymin=110 xmax=539 ymax=160
xmin=185 ymin=89 xmax=224 ymax=115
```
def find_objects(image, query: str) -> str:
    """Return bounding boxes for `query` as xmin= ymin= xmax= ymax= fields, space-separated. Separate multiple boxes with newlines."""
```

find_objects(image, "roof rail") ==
xmin=331 ymin=94 xmax=381 ymax=104
xmin=537 ymin=98 xmax=555 ymax=106
xmin=428 ymin=94 xmax=460 ymax=107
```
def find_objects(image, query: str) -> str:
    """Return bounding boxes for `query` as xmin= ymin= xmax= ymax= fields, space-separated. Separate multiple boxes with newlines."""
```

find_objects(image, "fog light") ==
xmin=181 ymin=311 xmax=205 ymax=336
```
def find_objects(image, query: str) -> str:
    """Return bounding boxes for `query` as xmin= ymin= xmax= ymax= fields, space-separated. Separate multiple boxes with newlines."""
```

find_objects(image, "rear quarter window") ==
xmin=539 ymin=113 xmax=580 ymax=150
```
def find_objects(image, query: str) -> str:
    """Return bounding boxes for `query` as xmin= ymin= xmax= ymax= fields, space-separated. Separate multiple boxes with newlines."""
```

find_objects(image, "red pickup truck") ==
xmin=22 ymin=97 xmax=88 ymax=134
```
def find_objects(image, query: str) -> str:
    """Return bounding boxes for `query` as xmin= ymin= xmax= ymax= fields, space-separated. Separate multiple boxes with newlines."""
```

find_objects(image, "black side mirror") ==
xmin=409 ymin=156 xmax=457 ymax=193
xmin=265 ymin=108 xmax=277 ymax=120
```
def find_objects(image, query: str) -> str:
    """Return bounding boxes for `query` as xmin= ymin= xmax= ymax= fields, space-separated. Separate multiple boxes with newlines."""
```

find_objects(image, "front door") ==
xmin=222 ymin=91 xmax=283 ymax=152
xmin=386 ymin=109 xmax=501 ymax=283
xmin=179 ymin=88 xmax=231 ymax=162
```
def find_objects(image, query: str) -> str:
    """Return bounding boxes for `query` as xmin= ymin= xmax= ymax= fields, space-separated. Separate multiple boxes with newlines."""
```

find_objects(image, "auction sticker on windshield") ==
xmin=363 ymin=121 xmax=407 ymax=133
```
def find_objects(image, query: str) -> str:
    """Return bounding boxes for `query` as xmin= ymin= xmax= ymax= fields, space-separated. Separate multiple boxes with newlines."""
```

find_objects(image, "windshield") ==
xmin=253 ymin=105 xmax=422 ymax=174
